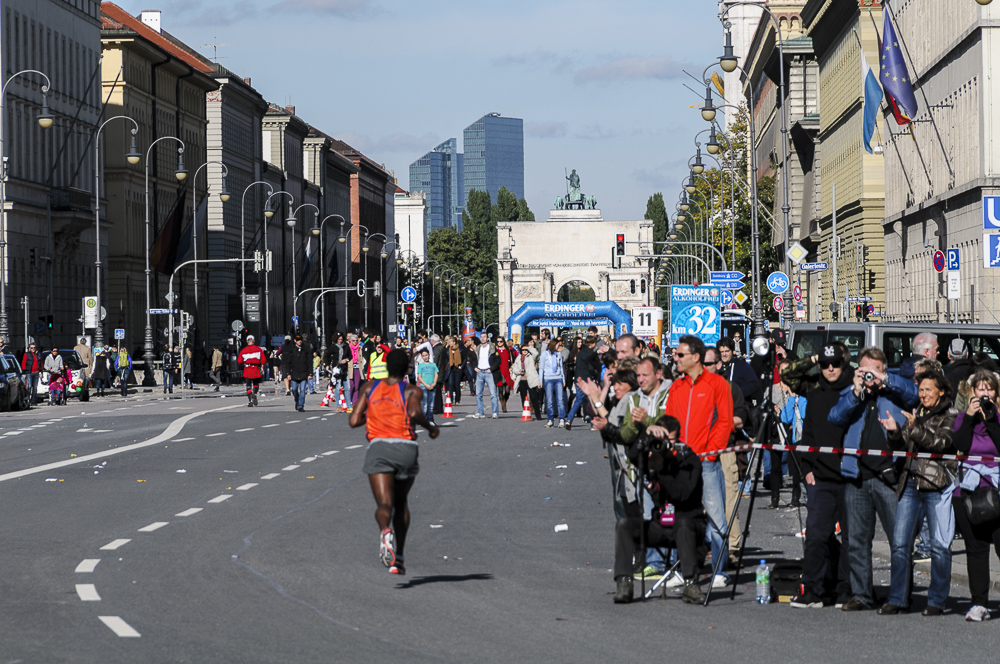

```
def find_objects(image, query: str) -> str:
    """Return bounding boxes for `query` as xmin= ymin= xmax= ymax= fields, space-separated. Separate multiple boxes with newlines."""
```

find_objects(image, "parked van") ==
xmin=787 ymin=322 xmax=1000 ymax=372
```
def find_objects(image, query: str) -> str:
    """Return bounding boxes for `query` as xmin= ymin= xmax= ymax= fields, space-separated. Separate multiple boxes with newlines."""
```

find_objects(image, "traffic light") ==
xmin=860 ymin=244 xmax=869 ymax=265
xmin=30 ymin=248 xmax=37 ymax=266
xmin=640 ymin=278 xmax=646 ymax=294
xmin=39 ymin=314 xmax=53 ymax=329
xmin=855 ymin=304 xmax=863 ymax=320
xmin=616 ymin=233 xmax=625 ymax=256
xmin=404 ymin=303 xmax=414 ymax=324
xmin=868 ymin=270 xmax=877 ymax=292
xmin=630 ymin=279 xmax=636 ymax=294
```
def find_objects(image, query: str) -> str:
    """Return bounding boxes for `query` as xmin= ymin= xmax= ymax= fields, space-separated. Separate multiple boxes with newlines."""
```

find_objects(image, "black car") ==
xmin=0 ymin=354 xmax=30 ymax=411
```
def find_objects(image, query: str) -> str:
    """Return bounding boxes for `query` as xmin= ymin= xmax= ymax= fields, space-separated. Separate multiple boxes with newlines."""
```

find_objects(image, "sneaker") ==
xmin=795 ymin=528 xmax=806 ymax=539
xmin=613 ymin=576 xmax=634 ymax=604
xmin=389 ymin=561 xmax=406 ymax=575
xmin=841 ymin=597 xmax=871 ymax=611
xmin=966 ymin=605 xmax=991 ymax=622
xmin=558 ymin=419 xmax=566 ymax=428
xmin=681 ymin=579 xmax=705 ymax=604
xmin=545 ymin=420 xmax=554 ymax=428
xmin=790 ymin=591 xmax=825 ymax=608
xmin=492 ymin=413 xmax=498 ymax=419
xmin=471 ymin=413 xmax=483 ymax=419
xmin=912 ymin=551 xmax=932 ymax=564
xmin=634 ymin=565 xmax=664 ymax=580
xmin=711 ymin=573 xmax=730 ymax=589
xmin=379 ymin=528 xmax=396 ymax=568
xmin=663 ymin=570 xmax=685 ymax=588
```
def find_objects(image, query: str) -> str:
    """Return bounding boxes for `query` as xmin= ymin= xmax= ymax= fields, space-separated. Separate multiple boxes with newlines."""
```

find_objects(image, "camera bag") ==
xmin=963 ymin=485 xmax=1000 ymax=525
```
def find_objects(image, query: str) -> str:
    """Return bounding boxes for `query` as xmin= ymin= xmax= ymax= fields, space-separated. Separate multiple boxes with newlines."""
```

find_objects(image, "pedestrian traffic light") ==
xmin=630 ymin=279 xmax=636 ymax=294
xmin=616 ymin=234 xmax=625 ymax=256
xmin=39 ymin=314 xmax=53 ymax=329
xmin=855 ymin=304 xmax=863 ymax=319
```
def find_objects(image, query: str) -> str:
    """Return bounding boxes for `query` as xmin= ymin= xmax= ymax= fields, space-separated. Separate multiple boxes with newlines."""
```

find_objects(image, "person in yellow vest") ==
xmin=368 ymin=342 xmax=390 ymax=380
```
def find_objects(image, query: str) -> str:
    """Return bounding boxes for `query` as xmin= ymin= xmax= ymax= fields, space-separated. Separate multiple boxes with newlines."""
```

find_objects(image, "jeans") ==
xmin=701 ymin=459 xmax=729 ymax=577
xmin=888 ymin=481 xmax=955 ymax=609
xmin=802 ymin=480 xmax=850 ymax=597
xmin=642 ymin=489 xmax=665 ymax=571
xmin=307 ymin=376 xmax=315 ymax=393
xmin=27 ymin=372 xmax=38 ymax=405
xmin=163 ymin=371 xmax=175 ymax=393
xmin=542 ymin=378 xmax=566 ymax=422
xmin=475 ymin=370 xmax=499 ymax=415
xmin=565 ymin=384 xmax=588 ymax=424
xmin=844 ymin=477 xmax=898 ymax=605
xmin=118 ymin=369 xmax=130 ymax=396
xmin=291 ymin=379 xmax=309 ymax=410
xmin=421 ymin=385 xmax=436 ymax=421
xmin=333 ymin=376 xmax=347 ymax=405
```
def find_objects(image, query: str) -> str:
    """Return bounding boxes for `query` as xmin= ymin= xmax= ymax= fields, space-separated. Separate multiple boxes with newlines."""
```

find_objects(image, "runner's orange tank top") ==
xmin=365 ymin=380 xmax=415 ymax=442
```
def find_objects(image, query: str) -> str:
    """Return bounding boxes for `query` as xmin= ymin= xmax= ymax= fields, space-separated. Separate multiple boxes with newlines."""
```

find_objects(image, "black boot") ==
xmin=682 ymin=579 xmax=705 ymax=604
xmin=613 ymin=576 xmax=633 ymax=604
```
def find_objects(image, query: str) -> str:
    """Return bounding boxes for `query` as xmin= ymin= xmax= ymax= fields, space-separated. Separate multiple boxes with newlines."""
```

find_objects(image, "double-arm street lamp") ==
xmin=240 ymin=181 xmax=274 ymax=319
xmin=337 ymin=220 xmax=368 ymax=333
xmin=262 ymin=191 xmax=295 ymax=339
xmin=365 ymin=233 xmax=397 ymax=333
xmin=142 ymin=135 xmax=186 ymax=385
xmin=0 ymin=69 xmax=53 ymax=342
xmin=310 ymin=213 xmax=345 ymax=356
xmin=190 ymin=161 xmax=229 ymax=316
xmin=288 ymin=203 xmax=319 ymax=324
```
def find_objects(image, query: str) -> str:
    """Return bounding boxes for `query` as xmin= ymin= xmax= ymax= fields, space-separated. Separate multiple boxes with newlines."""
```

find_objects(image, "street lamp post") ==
xmin=288 ymin=203 xmax=319 ymax=325
xmin=240 ymin=182 xmax=274 ymax=319
xmin=365 ymin=233 xmax=396 ymax=334
xmin=93 ymin=115 xmax=142 ymax=350
xmin=311 ymin=213 xmax=345 ymax=357
xmin=142 ymin=136 xmax=186 ymax=386
xmin=0 ymin=70 xmax=53 ymax=343
xmin=263 ymin=191 xmax=294 ymax=341
xmin=337 ymin=220 xmax=368 ymax=333
xmin=190 ymin=161 xmax=230 ymax=316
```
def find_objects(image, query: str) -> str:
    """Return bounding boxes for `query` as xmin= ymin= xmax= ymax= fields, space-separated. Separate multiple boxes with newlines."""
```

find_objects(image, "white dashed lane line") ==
xmin=137 ymin=522 xmax=168 ymax=532
xmin=282 ymin=465 xmax=300 ymax=471
xmin=236 ymin=483 xmax=258 ymax=491
xmin=207 ymin=495 xmax=232 ymax=503
xmin=321 ymin=451 xmax=338 ymax=456
xmin=172 ymin=437 xmax=195 ymax=442
xmin=99 ymin=616 xmax=141 ymax=638
xmin=99 ymin=539 xmax=130 ymax=551
xmin=175 ymin=508 xmax=202 ymax=517
xmin=285 ymin=420 xmax=301 ymax=424
xmin=260 ymin=473 xmax=280 ymax=480
xmin=344 ymin=445 xmax=363 ymax=450
xmin=75 ymin=559 xmax=100 ymax=573
xmin=235 ymin=428 xmax=254 ymax=432
xmin=206 ymin=432 xmax=226 ymax=437
xmin=77 ymin=428 xmax=93 ymax=432
xmin=301 ymin=457 xmax=316 ymax=463
xmin=307 ymin=416 xmax=320 ymax=420
xmin=76 ymin=584 xmax=101 ymax=601
xmin=261 ymin=424 xmax=280 ymax=428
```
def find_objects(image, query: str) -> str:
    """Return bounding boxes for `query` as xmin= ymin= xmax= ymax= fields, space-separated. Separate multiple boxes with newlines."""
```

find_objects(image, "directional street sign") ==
xmin=847 ymin=296 xmax=873 ymax=302
xmin=720 ymin=290 xmax=733 ymax=306
xmin=709 ymin=280 xmax=745 ymax=290
xmin=114 ymin=328 xmax=125 ymax=340
xmin=800 ymin=262 xmax=828 ymax=271
xmin=246 ymin=302 xmax=260 ymax=312
xmin=401 ymin=286 xmax=417 ymax=303
xmin=933 ymin=250 xmax=946 ymax=273
xmin=947 ymin=248 xmax=960 ymax=271
xmin=766 ymin=271 xmax=790 ymax=295
xmin=772 ymin=296 xmax=785 ymax=312
xmin=147 ymin=308 xmax=178 ymax=315
xmin=709 ymin=271 xmax=746 ymax=282
xmin=292 ymin=316 xmax=300 ymax=326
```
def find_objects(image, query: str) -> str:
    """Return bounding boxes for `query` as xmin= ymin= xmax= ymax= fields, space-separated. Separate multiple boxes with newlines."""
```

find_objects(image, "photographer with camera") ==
xmin=612 ymin=415 xmax=707 ymax=605
xmin=828 ymin=347 xmax=918 ymax=611
xmin=952 ymin=370 xmax=1000 ymax=621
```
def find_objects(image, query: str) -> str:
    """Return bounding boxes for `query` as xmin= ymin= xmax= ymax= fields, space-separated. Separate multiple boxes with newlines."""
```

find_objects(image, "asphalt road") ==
xmin=1 ymin=388 xmax=998 ymax=663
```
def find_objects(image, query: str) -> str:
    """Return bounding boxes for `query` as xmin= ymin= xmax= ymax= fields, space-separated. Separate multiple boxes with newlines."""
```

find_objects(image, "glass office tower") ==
xmin=463 ymin=113 xmax=524 ymax=206
xmin=408 ymin=138 xmax=463 ymax=235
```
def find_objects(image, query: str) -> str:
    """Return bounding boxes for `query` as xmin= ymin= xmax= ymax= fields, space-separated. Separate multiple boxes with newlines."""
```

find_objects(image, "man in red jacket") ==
xmin=238 ymin=334 xmax=266 ymax=407
xmin=664 ymin=334 xmax=734 ymax=589
xmin=21 ymin=342 xmax=41 ymax=406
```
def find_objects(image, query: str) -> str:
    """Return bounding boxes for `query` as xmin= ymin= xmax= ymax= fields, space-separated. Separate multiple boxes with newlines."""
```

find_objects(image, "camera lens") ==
xmin=863 ymin=371 xmax=874 ymax=381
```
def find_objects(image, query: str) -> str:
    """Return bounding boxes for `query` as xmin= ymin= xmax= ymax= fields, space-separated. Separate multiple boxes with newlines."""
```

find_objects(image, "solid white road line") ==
xmin=282 ymin=465 xmax=300 ymax=471
xmin=321 ymin=451 xmax=338 ymax=455
xmin=138 ymin=522 xmax=168 ymax=532
xmin=0 ymin=404 xmax=244 ymax=483
xmin=75 ymin=559 xmax=100 ymax=573
xmin=345 ymin=444 xmax=363 ymax=450
xmin=98 ymin=616 xmax=141 ymax=638
xmin=300 ymin=457 xmax=316 ymax=463
xmin=99 ymin=539 xmax=131 ymax=551
xmin=175 ymin=508 xmax=202 ymax=517
xmin=260 ymin=473 xmax=280 ymax=480
xmin=261 ymin=423 xmax=280 ymax=428
xmin=207 ymin=495 xmax=232 ymax=503
xmin=206 ymin=432 xmax=227 ymax=437
xmin=235 ymin=428 xmax=254 ymax=432
xmin=76 ymin=584 xmax=101 ymax=601
xmin=236 ymin=483 xmax=258 ymax=491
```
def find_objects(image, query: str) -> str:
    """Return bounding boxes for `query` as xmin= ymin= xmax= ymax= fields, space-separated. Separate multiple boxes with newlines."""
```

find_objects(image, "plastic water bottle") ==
xmin=755 ymin=559 xmax=771 ymax=605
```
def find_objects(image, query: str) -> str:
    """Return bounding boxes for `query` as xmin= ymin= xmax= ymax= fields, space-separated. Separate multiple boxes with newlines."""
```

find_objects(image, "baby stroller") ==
xmin=47 ymin=370 xmax=68 ymax=406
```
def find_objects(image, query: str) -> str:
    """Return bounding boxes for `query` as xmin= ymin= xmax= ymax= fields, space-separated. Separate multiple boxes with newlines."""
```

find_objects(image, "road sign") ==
xmin=709 ymin=271 xmax=746 ymax=282
xmin=247 ymin=312 xmax=260 ymax=323
xmin=246 ymin=302 xmax=260 ymax=312
xmin=772 ymin=296 xmax=784 ymax=311
xmin=787 ymin=241 xmax=809 ymax=264
xmin=114 ymin=328 xmax=125 ymax=340
xmin=947 ymin=271 xmax=961 ymax=299
xmin=793 ymin=284 xmax=802 ymax=302
xmin=766 ymin=271 xmax=789 ymax=294
xmin=984 ymin=195 xmax=1000 ymax=230
xmin=947 ymin=248 xmax=960 ymax=271
xmin=720 ymin=290 xmax=733 ymax=306
xmin=165 ymin=292 xmax=178 ymax=302
xmin=868 ymin=304 xmax=875 ymax=315
xmin=985 ymin=234 xmax=1000 ymax=268
xmin=847 ymin=296 xmax=873 ymax=302
xmin=245 ymin=294 xmax=260 ymax=302
xmin=147 ymin=308 xmax=177 ymax=315
xmin=632 ymin=306 xmax=664 ymax=339
xmin=800 ymin=262 xmax=828 ymax=271
xmin=357 ymin=279 xmax=366 ymax=297
xmin=401 ymin=285 xmax=417 ymax=303
xmin=669 ymin=286 xmax=721 ymax=346
xmin=231 ymin=320 xmax=244 ymax=332
xmin=84 ymin=296 xmax=99 ymax=329
xmin=795 ymin=309 xmax=806 ymax=319
xmin=733 ymin=291 xmax=749 ymax=306
xmin=709 ymin=280 xmax=745 ymax=290
xmin=933 ymin=250 xmax=946 ymax=273
xmin=292 ymin=316 xmax=300 ymax=326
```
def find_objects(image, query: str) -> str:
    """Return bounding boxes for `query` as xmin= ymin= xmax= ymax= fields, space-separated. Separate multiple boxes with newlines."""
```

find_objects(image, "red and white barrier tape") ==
xmin=696 ymin=442 xmax=998 ymax=463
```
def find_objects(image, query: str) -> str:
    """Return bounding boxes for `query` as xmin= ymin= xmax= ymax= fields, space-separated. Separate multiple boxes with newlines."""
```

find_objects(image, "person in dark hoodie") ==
xmin=782 ymin=342 xmax=855 ymax=608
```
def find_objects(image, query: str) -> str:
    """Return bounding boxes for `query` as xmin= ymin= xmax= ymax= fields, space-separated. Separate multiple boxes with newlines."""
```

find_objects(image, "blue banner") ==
xmin=669 ymin=286 xmax=722 ymax=347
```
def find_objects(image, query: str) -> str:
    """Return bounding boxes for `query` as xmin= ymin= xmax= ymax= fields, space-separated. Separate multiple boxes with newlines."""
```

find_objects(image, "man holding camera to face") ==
xmin=612 ymin=415 xmax=707 ymax=605
xmin=829 ymin=347 xmax=919 ymax=611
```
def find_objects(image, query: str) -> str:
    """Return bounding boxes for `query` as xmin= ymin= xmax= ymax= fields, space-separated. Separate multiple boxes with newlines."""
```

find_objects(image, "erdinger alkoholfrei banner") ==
xmin=462 ymin=307 xmax=475 ymax=342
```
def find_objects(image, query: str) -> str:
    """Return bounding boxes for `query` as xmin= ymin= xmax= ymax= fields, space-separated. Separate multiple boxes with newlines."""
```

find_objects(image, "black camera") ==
xmin=862 ymin=371 xmax=875 ymax=382
xmin=635 ymin=431 xmax=667 ymax=454
xmin=979 ymin=396 xmax=996 ymax=419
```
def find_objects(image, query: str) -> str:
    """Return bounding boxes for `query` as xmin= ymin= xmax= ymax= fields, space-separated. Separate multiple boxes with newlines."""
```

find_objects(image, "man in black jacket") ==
xmin=612 ymin=415 xmax=707 ymax=605
xmin=565 ymin=336 xmax=601 ymax=431
xmin=282 ymin=334 xmax=314 ymax=412
xmin=782 ymin=343 xmax=854 ymax=608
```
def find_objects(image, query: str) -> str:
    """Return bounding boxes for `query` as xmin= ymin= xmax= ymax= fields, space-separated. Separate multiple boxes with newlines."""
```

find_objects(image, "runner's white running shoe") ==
xmin=379 ymin=528 xmax=396 ymax=567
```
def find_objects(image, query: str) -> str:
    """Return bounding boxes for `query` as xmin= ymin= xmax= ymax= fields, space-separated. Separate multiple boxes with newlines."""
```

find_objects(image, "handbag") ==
xmin=963 ymin=485 xmax=1000 ymax=525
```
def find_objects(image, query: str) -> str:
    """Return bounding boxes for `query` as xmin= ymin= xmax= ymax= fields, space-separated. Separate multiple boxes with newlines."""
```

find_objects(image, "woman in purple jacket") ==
xmin=953 ymin=369 xmax=1000 ymax=622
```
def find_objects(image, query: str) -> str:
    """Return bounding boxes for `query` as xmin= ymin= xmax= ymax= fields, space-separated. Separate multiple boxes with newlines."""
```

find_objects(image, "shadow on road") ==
xmin=395 ymin=573 xmax=494 ymax=589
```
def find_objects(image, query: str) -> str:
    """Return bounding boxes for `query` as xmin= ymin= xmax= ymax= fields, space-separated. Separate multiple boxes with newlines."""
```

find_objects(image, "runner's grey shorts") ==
xmin=362 ymin=439 xmax=420 ymax=479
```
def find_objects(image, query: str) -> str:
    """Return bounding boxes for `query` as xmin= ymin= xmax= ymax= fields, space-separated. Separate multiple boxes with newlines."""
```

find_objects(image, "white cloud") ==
xmin=525 ymin=121 xmax=568 ymax=138
xmin=574 ymin=56 xmax=688 ymax=85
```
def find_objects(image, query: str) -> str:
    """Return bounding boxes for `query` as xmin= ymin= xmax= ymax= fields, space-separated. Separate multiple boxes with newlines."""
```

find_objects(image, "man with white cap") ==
xmin=238 ymin=334 xmax=267 ymax=407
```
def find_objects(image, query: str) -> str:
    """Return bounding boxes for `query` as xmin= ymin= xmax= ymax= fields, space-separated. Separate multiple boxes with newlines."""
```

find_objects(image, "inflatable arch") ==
xmin=507 ymin=301 xmax=632 ymax=344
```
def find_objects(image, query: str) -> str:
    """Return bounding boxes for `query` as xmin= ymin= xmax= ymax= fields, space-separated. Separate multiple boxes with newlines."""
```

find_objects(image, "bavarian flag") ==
xmin=862 ymin=54 xmax=883 ymax=154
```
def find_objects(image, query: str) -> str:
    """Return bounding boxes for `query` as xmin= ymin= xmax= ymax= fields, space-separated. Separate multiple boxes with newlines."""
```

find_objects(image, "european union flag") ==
xmin=880 ymin=11 xmax=918 ymax=120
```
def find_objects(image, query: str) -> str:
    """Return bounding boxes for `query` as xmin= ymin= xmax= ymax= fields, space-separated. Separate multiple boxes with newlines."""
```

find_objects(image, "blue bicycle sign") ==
xmin=766 ymin=271 xmax=790 ymax=295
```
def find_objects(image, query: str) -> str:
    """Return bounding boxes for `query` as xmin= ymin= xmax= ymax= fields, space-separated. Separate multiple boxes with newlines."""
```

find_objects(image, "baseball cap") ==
xmin=246 ymin=334 xmax=255 ymax=341
xmin=769 ymin=329 xmax=787 ymax=348
xmin=819 ymin=344 xmax=845 ymax=364
xmin=948 ymin=338 xmax=968 ymax=358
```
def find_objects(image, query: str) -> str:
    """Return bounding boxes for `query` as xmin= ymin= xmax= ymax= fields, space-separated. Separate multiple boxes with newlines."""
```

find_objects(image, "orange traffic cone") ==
xmin=319 ymin=382 xmax=335 ymax=407
xmin=442 ymin=391 xmax=454 ymax=418
xmin=520 ymin=396 xmax=533 ymax=421
xmin=338 ymin=386 xmax=348 ymax=413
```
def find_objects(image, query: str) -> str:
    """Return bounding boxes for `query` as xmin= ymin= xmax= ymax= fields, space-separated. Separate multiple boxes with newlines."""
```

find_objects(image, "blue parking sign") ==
xmin=669 ymin=286 xmax=721 ymax=347
xmin=984 ymin=234 xmax=1000 ymax=268
xmin=947 ymin=248 xmax=960 ymax=271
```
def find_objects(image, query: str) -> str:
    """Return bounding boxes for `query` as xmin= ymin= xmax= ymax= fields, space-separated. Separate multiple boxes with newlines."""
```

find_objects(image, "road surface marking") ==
xmin=76 ymin=428 xmax=93 ymax=432
xmin=76 ymin=584 xmax=101 ymax=601
xmin=321 ymin=451 xmax=338 ymax=456
xmin=99 ymin=616 xmax=141 ymax=637
xmin=307 ymin=416 xmax=320 ymax=420
xmin=206 ymin=432 xmax=226 ymax=437
xmin=75 ymin=559 xmax=100 ymax=573
xmin=282 ymin=465 xmax=300 ymax=471
xmin=92 ymin=429 xmax=113 ymax=433
xmin=262 ymin=423 xmax=280 ymax=428
xmin=236 ymin=483 xmax=258 ymax=491
xmin=175 ymin=508 xmax=202 ymax=517
xmin=301 ymin=457 xmax=316 ymax=463
xmin=100 ymin=539 xmax=130 ymax=550
xmin=260 ymin=473 xmax=280 ymax=480
xmin=345 ymin=445 xmax=362 ymax=450
xmin=3 ymin=431 xmax=22 ymax=436
xmin=207 ymin=494 xmax=232 ymax=503
xmin=285 ymin=420 xmax=301 ymax=424
xmin=172 ymin=437 xmax=195 ymax=442
xmin=235 ymin=428 xmax=254 ymax=432
xmin=138 ymin=522 xmax=168 ymax=532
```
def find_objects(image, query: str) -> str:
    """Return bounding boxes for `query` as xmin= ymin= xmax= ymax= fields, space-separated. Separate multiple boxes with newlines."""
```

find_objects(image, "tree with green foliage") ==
xmin=517 ymin=198 xmax=535 ymax=221
xmin=645 ymin=192 xmax=668 ymax=246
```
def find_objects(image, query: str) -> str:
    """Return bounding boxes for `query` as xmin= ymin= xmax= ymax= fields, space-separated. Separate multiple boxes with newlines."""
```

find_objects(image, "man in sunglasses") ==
xmin=781 ymin=342 xmax=855 ymax=608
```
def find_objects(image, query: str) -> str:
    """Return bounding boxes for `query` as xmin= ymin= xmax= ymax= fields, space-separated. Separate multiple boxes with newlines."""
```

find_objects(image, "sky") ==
xmin=111 ymin=0 xmax=726 ymax=221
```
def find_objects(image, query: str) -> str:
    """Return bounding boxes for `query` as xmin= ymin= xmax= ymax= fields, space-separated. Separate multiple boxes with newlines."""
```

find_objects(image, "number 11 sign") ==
xmin=669 ymin=286 xmax=721 ymax=347
xmin=632 ymin=306 xmax=663 ymax=341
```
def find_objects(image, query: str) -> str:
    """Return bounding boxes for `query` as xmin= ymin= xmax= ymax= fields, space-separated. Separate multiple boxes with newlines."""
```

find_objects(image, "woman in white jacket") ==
xmin=512 ymin=344 xmax=542 ymax=420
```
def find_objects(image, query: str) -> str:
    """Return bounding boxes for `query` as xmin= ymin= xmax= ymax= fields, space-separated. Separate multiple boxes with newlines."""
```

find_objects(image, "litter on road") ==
xmin=554 ymin=524 xmax=569 ymax=532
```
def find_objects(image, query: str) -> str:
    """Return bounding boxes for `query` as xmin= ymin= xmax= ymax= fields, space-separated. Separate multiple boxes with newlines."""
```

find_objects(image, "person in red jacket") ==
xmin=238 ymin=334 xmax=266 ymax=407
xmin=21 ymin=342 xmax=41 ymax=406
xmin=664 ymin=334 xmax=734 ymax=590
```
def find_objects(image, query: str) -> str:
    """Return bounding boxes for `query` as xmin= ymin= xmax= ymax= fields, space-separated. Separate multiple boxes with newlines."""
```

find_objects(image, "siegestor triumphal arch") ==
xmin=496 ymin=207 xmax=654 ymax=339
